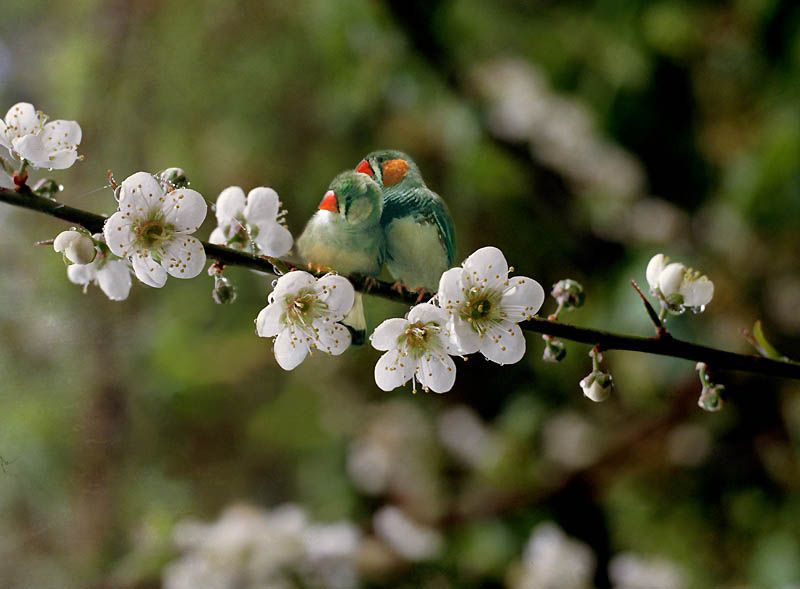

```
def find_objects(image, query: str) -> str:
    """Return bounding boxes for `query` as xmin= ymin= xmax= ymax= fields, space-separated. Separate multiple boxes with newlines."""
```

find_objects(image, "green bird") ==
xmin=297 ymin=170 xmax=385 ymax=344
xmin=355 ymin=150 xmax=455 ymax=293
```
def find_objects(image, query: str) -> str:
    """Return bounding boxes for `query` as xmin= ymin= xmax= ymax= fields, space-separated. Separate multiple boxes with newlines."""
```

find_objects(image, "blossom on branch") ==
xmin=371 ymin=303 xmax=459 ymax=393
xmin=0 ymin=102 xmax=82 ymax=169
xmin=209 ymin=185 xmax=293 ymax=256
xmin=66 ymin=236 xmax=132 ymax=301
xmin=646 ymin=253 xmax=714 ymax=314
xmin=103 ymin=171 xmax=207 ymax=288
xmin=438 ymin=246 xmax=544 ymax=365
xmin=256 ymin=271 xmax=354 ymax=370
xmin=53 ymin=230 xmax=96 ymax=265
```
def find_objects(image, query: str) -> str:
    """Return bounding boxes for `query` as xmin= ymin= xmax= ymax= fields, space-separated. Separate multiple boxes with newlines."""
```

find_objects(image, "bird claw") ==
xmin=391 ymin=281 xmax=406 ymax=294
xmin=414 ymin=287 xmax=429 ymax=303
xmin=363 ymin=276 xmax=379 ymax=292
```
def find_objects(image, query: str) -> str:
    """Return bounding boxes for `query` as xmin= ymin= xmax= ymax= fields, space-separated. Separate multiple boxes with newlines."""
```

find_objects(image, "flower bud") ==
xmin=658 ymin=262 xmax=686 ymax=298
xmin=212 ymin=275 xmax=237 ymax=304
xmin=551 ymin=279 xmax=585 ymax=311
xmin=32 ymin=178 xmax=62 ymax=199
xmin=53 ymin=230 xmax=96 ymax=265
xmin=542 ymin=336 xmax=566 ymax=362
xmin=579 ymin=371 xmax=613 ymax=402
xmin=159 ymin=167 xmax=189 ymax=190
xmin=697 ymin=385 xmax=724 ymax=412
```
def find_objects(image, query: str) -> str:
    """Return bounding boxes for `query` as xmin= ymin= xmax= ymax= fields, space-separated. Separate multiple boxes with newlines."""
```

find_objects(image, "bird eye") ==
xmin=355 ymin=159 xmax=373 ymax=177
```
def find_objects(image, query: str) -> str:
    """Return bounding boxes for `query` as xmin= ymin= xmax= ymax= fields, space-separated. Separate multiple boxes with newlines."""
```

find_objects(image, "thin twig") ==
xmin=2 ymin=186 xmax=800 ymax=381
xmin=630 ymin=280 xmax=667 ymax=338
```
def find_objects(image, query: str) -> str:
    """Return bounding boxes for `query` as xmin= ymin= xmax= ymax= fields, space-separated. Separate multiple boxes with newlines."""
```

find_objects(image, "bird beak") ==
xmin=355 ymin=159 xmax=374 ymax=177
xmin=381 ymin=159 xmax=409 ymax=186
xmin=318 ymin=190 xmax=338 ymax=212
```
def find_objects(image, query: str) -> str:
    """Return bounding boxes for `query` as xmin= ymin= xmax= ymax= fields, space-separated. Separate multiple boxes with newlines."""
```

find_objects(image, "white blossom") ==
xmin=103 ymin=171 xmax=207 ymax=288
xmin=0 ymin=102 xmax=81 ymax=169
xmin=513 ymin=522 xmax=595 ymax=589
xmin=67 ymin=240 xmax=132 ymax=301
xmin=255 ymin=270 xmax=354 ymax=370
xmin=438 ymin=246 xmax=544 ymax=365
xmin=371 ymin=303 xmax=459 ymax=393
xmin=209 ymin=185 xmax=293 ymax=256
xmin=609 ymin=552 xmax=685 ymax=589
xmin=646 ymin=253 xmax=714 ymax=312
xmin=373 ymin=506 xmax=443 ymax=562
xmin=53 ymin=230 xmax=96 ymax=265
xmin=579 ymin=371 xmax=613 ymax=402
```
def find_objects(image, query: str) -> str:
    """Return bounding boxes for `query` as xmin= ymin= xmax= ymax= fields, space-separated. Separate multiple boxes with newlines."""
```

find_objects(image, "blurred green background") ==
xmin=1 ymin=0 xmax=799 ymax=587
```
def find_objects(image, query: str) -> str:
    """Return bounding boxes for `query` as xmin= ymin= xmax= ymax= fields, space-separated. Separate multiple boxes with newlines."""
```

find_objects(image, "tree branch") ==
xmin=3 ymin=185 xmax=800 ymax=381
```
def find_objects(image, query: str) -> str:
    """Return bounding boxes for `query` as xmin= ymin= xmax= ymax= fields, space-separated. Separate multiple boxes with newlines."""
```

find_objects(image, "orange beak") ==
xmin=318 ymin=190 xmax=338 ymax=212
xmin=355 ymin=159 xmax=373 ymax=177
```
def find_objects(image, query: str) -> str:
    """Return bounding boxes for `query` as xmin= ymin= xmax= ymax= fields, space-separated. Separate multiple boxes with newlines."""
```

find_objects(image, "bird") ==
xmin=297 ymin=170 xmax=385 ymax=344
xmin=354 ymin=150 xmax=455 ymax=295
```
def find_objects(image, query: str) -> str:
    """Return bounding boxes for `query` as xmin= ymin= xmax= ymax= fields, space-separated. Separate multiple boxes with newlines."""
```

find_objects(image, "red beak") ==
xmin=355 ymin=159 xmax=373 ymax=177
xmin=318 ymin=190 xmax=338 ymax=212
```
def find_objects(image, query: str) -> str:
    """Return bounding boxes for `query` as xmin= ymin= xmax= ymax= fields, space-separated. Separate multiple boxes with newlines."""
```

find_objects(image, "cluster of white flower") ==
xmin=646 ymin=253 xmax=714 ymax=317
xmin=210 ymin=185 xmax=293 ymax=256
xmin=0 ymin=102 xmax=82 ymax=177
xmin=164 ymin=503 xmax=361 ymax=589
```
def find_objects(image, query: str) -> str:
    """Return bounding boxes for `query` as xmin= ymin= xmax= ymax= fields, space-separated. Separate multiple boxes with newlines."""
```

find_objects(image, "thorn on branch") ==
xmin=631 ymin=280 xmax=668 ymax=339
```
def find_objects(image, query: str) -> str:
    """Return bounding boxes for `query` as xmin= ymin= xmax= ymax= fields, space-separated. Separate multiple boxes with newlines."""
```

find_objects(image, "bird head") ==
xmin=355 ymin=149 xmax=422 ymax=188
xmin=317 ymin=171 xmax=383 ymax=226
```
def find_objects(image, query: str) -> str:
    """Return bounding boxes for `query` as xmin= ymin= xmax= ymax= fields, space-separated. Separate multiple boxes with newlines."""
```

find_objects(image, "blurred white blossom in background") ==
xmin=512 ymin=522 xmax=596 ymax=589
xmin=163 ymin=503 xmax=361 ymax=589
xmin=372 ymin=506 xmax=443 ymax=562
xmin=609 ymin=552 xmax=686 ymax=589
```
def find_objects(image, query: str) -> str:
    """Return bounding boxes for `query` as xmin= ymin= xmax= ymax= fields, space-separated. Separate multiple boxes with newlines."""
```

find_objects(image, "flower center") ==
xmin=285 ymin=290 xmax=325 ymax=326
xmin=133 ymin=210 xmax=174 ymax=250
xmin=400 ymin=321 xmax=440 ymax=357
xmin=460 ymin=287 xmax=501 ymax=334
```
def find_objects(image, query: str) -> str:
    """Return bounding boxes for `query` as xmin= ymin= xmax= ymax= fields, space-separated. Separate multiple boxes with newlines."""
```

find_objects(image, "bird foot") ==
xmin=414 ymin=287 xmax=429 ymax=303
xmin=306 ymin=262 xmax=330 ymax=275
xmin=363 ymin=276 xmax=380 ymax=292
xmin=391 ymin=281 xmax=406 ymax=294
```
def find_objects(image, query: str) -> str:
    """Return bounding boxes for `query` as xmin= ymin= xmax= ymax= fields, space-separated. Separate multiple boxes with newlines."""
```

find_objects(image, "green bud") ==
xmin=698 ymin=385 xmax=724 ymax=412
xmin=542 ymin=337 xmax=566 ymax=362
xmin=159 ymin=167 xmax=189 ymax=190
xmin=212 ymin=275 xmax=237 ymax=304
xmin=551 ymin=279 xmax=585 ymax=311
xmin=32 ymin=178 xmax=62 ymax=199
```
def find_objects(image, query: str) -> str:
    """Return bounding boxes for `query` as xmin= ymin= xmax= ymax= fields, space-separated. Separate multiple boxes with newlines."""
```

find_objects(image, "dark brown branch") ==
xmin=630 ymin=279 xmax=667 ymax=337
xmin=3 ymin=185 xmax=800 ymax=381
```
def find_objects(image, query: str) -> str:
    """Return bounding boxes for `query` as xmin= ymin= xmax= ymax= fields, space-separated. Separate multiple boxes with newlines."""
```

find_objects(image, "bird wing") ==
xmin=381 ymin=185 xmax=456 ymax=266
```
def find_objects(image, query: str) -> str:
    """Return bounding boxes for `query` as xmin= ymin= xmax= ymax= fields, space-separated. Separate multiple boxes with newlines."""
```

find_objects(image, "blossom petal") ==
xmin=67 ymin=263 xmax=97 ymax=286
xmin=416 ymin=351 xmax=456 ymax=393
xmin=407 ymin=302 xmax=448 ymax=325
xmin=315 ymin=274 xmax=355 ymax=319
xmin=370 ymin=318 xmax=408 ymax=351
xmin=244 ymin=187 xmax=280 ymax=224
xmin=4 ymin=103 xmax=42 ymax=139
xmin=163 ymin=235 xmax=206 ymax=279
xmin=315 ymin=323 xmax=351 ymax=356
xmin=501 ymin=276 xmax=545 ymax=322
xmin=682 ymin=278 xmax=714 ymax=308
xmin=449 ymin=316 xmax=481 ymax=354
xmin=119 ymin=171 xmax=164 ymax=211
xmin=462 ymin=246 xmax=509 ymax=292
xmin=438 ymin=267 xmax=466 ymax=314
xmin=12 ymin=134 xmax=50 ymax=167
xmin=255 ymin=303 xmax=284 ymax=338
xmin=374 ymin=349 xmax=414 ymax=391
xmin=274 ymin=327 xmax=310 ymax=370
xmin=43 ymin=148 xmax=79 ymax=170
xmin=131 ymin=252 xmax=168 ymax=288
xmin=42 ymin=119 xmax=81 ymax=149
xmin=480 ymin=321 xmax=526 ymax=365
xmin=215 ymin=186 xmax=246 ymax=224
xmin=658 ymin=263 xmax=686 ymax=298
xmin=97 ymin=260 xmax=132 ymax=301
xmin=209 ymin=227 xmax=227 ymax=245
xmin=254 ymin=221 xmax=294 ymax=257
xmin=272 ymin=270 xmax=317 ymax=301
xmin=103 ymin=211 xmax=136 ymax=257
xmin=646 ymin=254 xmax=667 ymax=291
xmin=163 ymin=188 xmax=207 ymax=233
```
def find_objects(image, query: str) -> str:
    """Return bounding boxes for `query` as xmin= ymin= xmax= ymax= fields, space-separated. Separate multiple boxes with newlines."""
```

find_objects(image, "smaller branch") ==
xmin=630 ymin=280 xmax=667 ymax=338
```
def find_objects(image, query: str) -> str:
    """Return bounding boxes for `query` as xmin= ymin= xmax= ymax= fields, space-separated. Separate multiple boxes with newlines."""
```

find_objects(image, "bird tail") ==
xmin=342 ymin=291 xmax=367 ymax=346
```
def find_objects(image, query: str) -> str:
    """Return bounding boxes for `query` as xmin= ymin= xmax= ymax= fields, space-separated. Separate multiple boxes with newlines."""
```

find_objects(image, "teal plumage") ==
xmin=356 ymin=150 xmax=455 ymax=292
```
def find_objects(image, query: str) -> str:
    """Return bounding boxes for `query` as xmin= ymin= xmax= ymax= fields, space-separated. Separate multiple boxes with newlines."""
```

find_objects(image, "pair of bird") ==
xmin=297 ymin=150 xmax=456 ymax=343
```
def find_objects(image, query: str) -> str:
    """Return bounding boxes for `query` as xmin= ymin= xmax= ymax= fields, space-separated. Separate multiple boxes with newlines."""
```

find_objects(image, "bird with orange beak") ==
xmin=355 ymin=150 xmax=455 ymax=294
xmin=297 ymin=170 xmax=385 ymax=343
